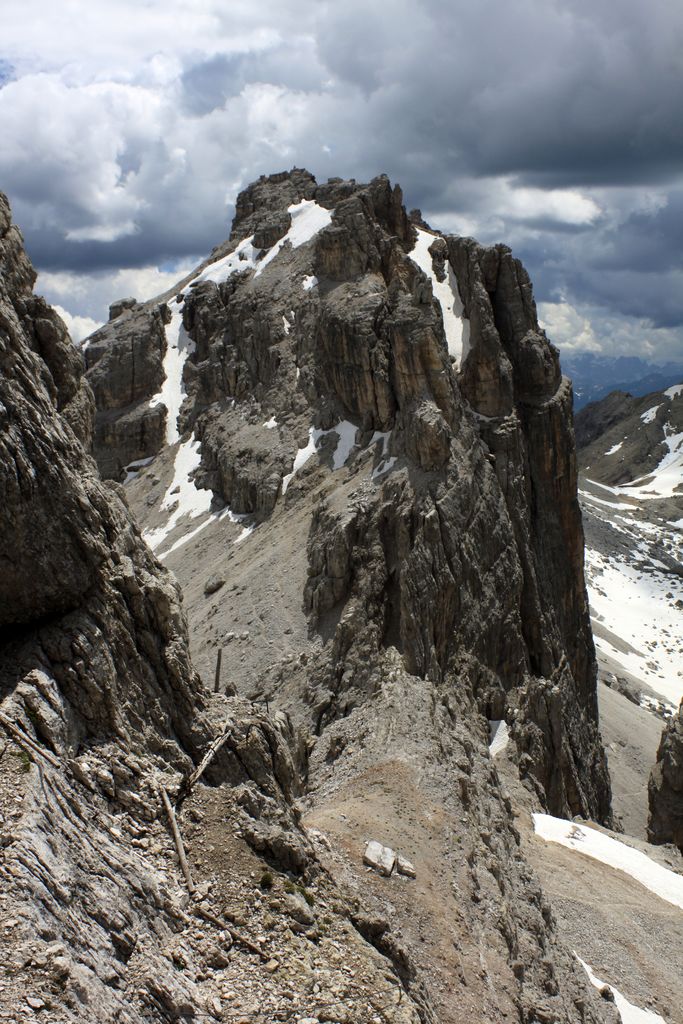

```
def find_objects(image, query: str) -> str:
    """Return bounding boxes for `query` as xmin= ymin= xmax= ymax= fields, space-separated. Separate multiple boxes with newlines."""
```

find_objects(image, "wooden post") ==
xmin=214 ymin=648 xmax=223 ymax=693
xmin=193 ymin=904 xmax=269 ymax=960
xmin=159 ymin=784 xmax=194 ymax=894
xmin=0 ymin=712 xmax=60 ymax=768
xmin=182 ymin=728 xmax=232 ymax=798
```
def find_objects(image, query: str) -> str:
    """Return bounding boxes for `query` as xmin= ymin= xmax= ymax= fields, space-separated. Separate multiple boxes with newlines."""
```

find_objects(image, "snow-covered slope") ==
xmin=576 ymin=386 xmax=683 ymax=708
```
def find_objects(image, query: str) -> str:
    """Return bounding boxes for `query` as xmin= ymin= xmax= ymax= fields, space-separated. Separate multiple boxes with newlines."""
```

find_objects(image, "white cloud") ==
xmin=538 ymin=301 xmax=602 ymax=352
xmin=66 ymin=220 xmax=139 ymax=243
xmin=539 ymin=298 xmax=683 ymax=361
xmin=38 ymin=259 xmax=200 ymax=326
xmin=496 ymin=183 xmax=601 ymax=226
xmin=52 ymin=304 xmax=100 ymax=345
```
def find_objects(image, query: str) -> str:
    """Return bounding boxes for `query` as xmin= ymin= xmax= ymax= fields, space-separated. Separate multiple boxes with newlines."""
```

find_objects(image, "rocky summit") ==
xmin=1 ymin=170 xmax=680 ymax=1024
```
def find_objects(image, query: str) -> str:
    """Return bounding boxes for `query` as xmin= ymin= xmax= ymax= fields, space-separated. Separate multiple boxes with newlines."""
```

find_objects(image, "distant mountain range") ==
xmin=561 ymin=352 xmax=683 ymax=410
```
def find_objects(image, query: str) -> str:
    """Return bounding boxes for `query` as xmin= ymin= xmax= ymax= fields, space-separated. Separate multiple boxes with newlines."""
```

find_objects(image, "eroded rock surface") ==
xmin=649 ymin=701 xmax=683 ymax=853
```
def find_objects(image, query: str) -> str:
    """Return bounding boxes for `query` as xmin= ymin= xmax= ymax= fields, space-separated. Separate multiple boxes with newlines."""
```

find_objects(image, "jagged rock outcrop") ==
xmin=83 ymin=302 xmax=169 ymax=479
xmin=79 ymin=169 xmax=618 ymax=1022
xmin=87 ymin=168 xmax=610 ymax=824
xmin=648 ymin=701 xmax=683 ymax=853
xmin=574 ymin=390 xmax=636 ymax=450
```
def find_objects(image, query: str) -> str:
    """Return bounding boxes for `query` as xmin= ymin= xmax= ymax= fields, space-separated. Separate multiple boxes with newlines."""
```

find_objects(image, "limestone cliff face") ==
xmin=83 ymin=303 xmax=168 ymax=480
xmin=648 ymin=702 xmax=683 ymax=853
xmin=87 ymin=170 xmax=609 ymax=825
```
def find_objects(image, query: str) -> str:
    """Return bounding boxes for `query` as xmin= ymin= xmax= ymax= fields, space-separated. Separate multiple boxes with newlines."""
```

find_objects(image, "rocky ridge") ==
xmin=89 ymin=169 xmax=610 ymax=825
xmin=649 ymin=703 xmax=683 ymax=853
xmin=70 ymin=169 xmax=636 ymax=1020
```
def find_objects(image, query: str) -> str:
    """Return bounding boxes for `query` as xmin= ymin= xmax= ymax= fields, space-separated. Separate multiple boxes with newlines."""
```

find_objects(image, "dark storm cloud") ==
xmin=1 ymin=0 xmax=682 ymax=357
xmin=313 ymin=0 xmax=683 ymax=188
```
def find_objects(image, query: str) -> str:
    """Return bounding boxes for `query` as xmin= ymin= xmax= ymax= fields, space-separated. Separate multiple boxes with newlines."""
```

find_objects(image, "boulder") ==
xmin=363 ymin=840 xmax=397 ymax=876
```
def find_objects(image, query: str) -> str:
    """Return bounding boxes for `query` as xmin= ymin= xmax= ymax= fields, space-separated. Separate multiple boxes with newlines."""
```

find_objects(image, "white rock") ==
xmin=363 ymin=840 xmax=396 ymax=876
xmin=396 ymin=855 xmax=417 ymax=878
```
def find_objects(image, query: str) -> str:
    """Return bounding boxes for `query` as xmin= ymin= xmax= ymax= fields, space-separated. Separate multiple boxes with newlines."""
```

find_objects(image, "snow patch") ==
xmin=331 ymin=420 xmax=358 ymax=470
xmin=533 ymin=813 xmax=683 ymax=910
xmin=235 ymin=524 xmax=255 ymax=545
xmin=488 ymin=720 xmax=510 ymax=757
xmin=604 ymin=440 xmax=623 ymax=456
xmin=255 ymin=200 xmax=333 ymax=279
xmin=640 ymin=405 xmax=661 ymax=425
xmin=368 ymin=430 xmax=397 ymax=479
xmin=302 ymin=274 xmax=318 ymax=291
xmin=143 ymin=436 xmax=213 ymax=551
xmin=577 ymin=957 xmax=667 ymax=1024
xmin=281 ymin=420 xmax=360 ymax=493
xmin=372 ymin=456 xmax=397 ymax=480
xmin=282 ymin=426 xmax=325 ymax=494
xmin=148 ymin=300 xmax=194 ymax=445
xmin=193 ymin=235 xmax=258 ymax=285
xmin=123 ymin=456 xmax=155 ymax=484
xmin=409 ymin=228 xmax=469 ymax=367
xmin=282 ymin=315 xmax=291 ymax=335
xmin=264 ymin=416 xmax=278 ymax=429
xmin=664 ymin=383 xmax=683 ymax=400
xmin=640 ymin=694 xmax=676 ymax=718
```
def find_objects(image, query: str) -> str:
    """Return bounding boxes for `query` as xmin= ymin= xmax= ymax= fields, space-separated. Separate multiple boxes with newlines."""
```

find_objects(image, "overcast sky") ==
xmin=1 ymin=0 xmax=682 ymax=361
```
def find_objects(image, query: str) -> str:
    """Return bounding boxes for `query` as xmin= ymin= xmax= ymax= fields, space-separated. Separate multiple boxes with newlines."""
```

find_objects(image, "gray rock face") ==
xmin=108 ymin=296 xmax=138 ymax=320
xmin=88 ymin=170 xmax=610 ymax=823
xmin=575 ymin=384 xmax=683 ymax=490
xmin=0 ymin=222 xmax=201 ymax=750
xmin=84 ymin=303 xmax=169 ymax=479
xmin=648 ymin=701 xmax=683 ymax=853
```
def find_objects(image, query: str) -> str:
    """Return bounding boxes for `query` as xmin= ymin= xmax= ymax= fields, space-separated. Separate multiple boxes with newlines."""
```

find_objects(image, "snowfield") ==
xmin=533 ymin=814 xmax=683 ymax=910
xmin=577 ymin=958 xmax=667 ymax=1024
xmin=585 ymin=544 xmax=683 ymax=704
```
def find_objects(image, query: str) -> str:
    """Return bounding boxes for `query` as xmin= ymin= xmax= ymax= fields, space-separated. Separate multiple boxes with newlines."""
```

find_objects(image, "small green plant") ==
xmin=301 ymin=887 xmax=315 ymax=907
xmin=284 ymin=879 xmax=314 ymax=905
xmin=17 ymin=749 xmax=31 ymax=773
xmin=259 ymin=871 xmax=274 ymax=890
